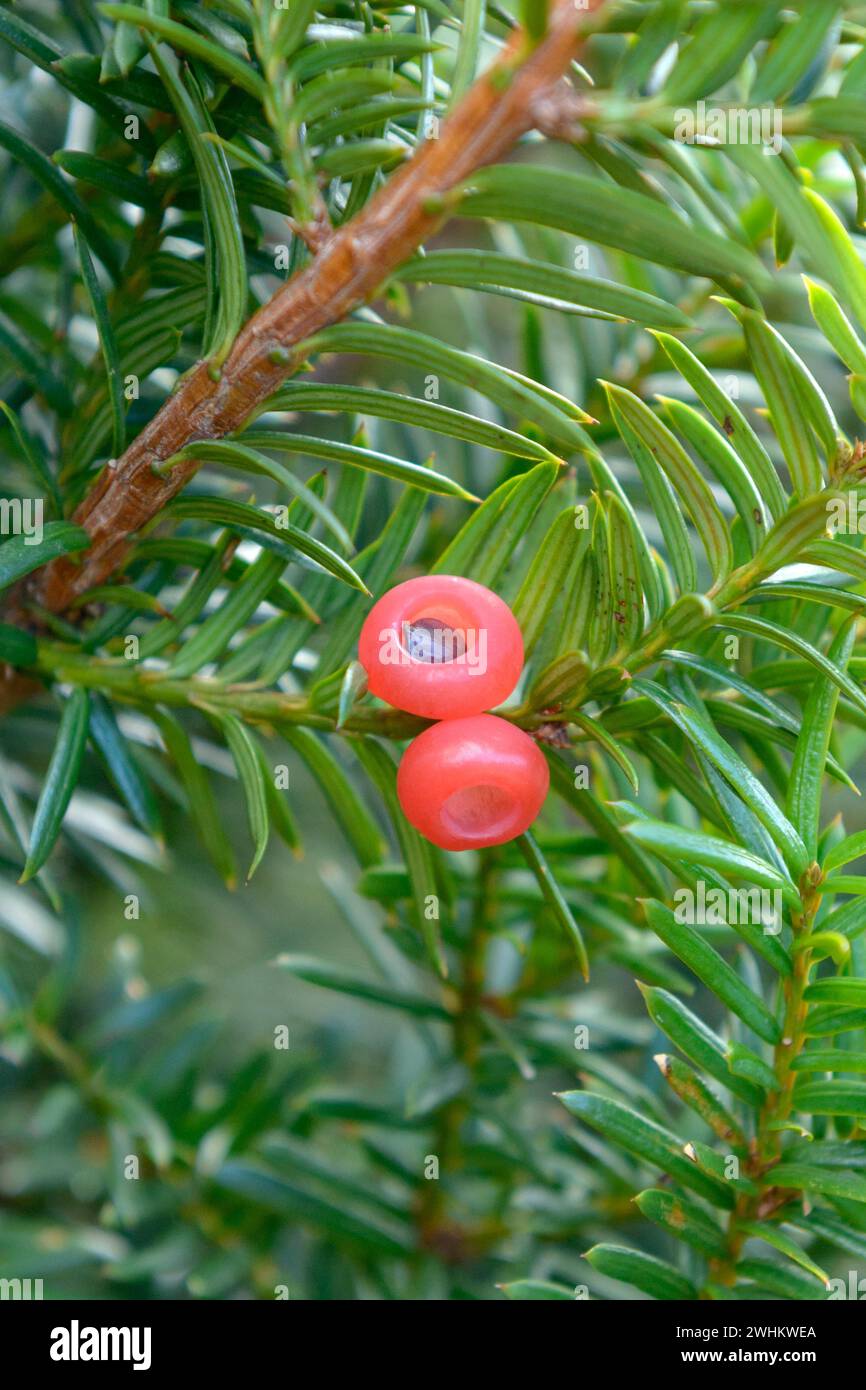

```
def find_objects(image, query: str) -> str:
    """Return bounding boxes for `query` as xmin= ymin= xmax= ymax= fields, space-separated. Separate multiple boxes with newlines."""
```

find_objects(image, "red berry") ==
xmin=396 ymin=714 xmax=549 ymax=850
xmin=358 ymin=575 xmax=524 ymax=720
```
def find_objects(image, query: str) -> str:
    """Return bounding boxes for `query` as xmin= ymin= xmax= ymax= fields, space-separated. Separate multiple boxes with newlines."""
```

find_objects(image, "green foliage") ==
xmin=1 ymin=0 xmax=866 ymax=1304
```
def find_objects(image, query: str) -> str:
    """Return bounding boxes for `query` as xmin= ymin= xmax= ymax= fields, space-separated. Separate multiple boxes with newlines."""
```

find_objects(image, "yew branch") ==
xmin=1 ymin=1 xmax=600 ymax=709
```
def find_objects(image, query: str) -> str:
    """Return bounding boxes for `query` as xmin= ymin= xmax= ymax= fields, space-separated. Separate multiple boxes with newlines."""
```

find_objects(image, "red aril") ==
xmin=358 ymin=575 xmax=524 ymax=719
xmin=396 ymin=714 xmax=548 ymax=850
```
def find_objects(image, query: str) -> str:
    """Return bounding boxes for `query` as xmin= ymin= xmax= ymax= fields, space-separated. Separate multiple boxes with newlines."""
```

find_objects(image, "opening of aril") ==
xmin=440 ymin=783 xmax=518 ymax=839
xmin=401 ymin=616 xmax=467 ymax=664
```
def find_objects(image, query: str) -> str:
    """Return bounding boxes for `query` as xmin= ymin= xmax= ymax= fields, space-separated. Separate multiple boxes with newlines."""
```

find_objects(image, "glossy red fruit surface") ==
xmin=358 ymin=575 xmax=524 ymax=720
xmin=396 ymin=714 xmax=549 ymax=851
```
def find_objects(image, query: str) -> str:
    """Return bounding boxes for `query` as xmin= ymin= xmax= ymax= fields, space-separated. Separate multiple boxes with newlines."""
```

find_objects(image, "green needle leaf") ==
xmin=559 ymin=1090 xmax=734 ymax=1207
xmin=517 ymin=831 xmax=589 ymax=979
xmin=273 ymin=954 xmax=449 ymax=1020
xmin=21 ymin=688 xmax=90 ymax=882
xmin=737 ymin=1222 xmax=829 ymax=1289
xmin=634 ymin=679 xmax=809 ymax=878
xmin=395 ymin=250 xmax=692 ymax=327
xmin=89 ymin=693 xmax=162 ymax=840
xmin=635 ymin=1188 xmax=727 ymax=1259
xmin=260 ymin=382 xmax=552 ymax=461
xmin=787 ymin=617 xmax=857 ymax=858
xmin=642 ymin=899 xmax=782 ymax=1045
xmin=306 ymin=323 xmax=594 ymax=456
xmin=235 ymin=430 xmax=479 ymax=503
xmin=458 ymin=165 xmax=770 ymax=292
xmin=764 ymin=1163 xmax=866 ymax=1202
xmin=100 ymin=4 xmax=266 ymax=96
xmin=354 ymin=739 xmax=447 ymax=977
xmin=207 ymin=713 xmax=270 ymax=883
xmin=0 ymin=119 xmax=120 ymax=278
xmin=0 ymin=522 xmax=90 ymax=593
xmin=74 ymin=225 xmax=125 ymax=461
xmin=584 ymin=1243 xmax=699 ymax=1300
xmin=154 ymin=711 xmax=237 ymax=889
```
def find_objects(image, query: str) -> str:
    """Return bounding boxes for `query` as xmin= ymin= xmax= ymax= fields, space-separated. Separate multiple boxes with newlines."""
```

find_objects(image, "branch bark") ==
xmin=2 ymin=0 xmax=600 ymax=707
